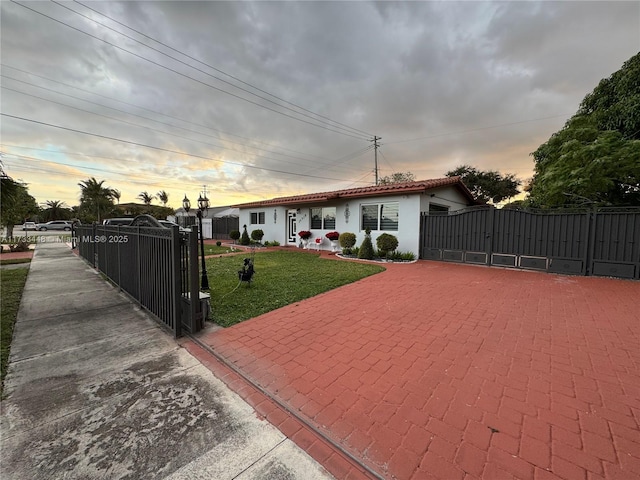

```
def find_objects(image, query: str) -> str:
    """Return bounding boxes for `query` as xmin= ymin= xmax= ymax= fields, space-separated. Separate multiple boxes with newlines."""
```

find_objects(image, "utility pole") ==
xmin=371 ymin=136 xmax=381 ymax=185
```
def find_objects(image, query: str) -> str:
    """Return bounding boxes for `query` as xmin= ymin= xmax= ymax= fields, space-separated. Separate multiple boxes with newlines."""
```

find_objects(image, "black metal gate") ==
xmin=420 ymin=206 xmax=640 ymax=280
xmin=75 ymin=224 xmax=204 ymax=336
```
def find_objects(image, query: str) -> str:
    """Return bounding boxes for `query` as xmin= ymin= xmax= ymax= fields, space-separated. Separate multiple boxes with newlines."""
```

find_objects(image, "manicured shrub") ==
xmin=376 ymin=233 xmax=399 ymax=258
xmin=240 ymin=225 xmax=251 ymax=245
xmin=263 ymin=241 xmax=270 ymax=247
xmin=339 ymin=232 xmax=356 ymax=248
xmin=270 ymin=240 xmax=280 ymax=246
xmin=216 ymin=241 xmax=222 ymax=247
xmin=251 ymin=229 xmax=264 ymax=242
xmin=229 ymin=230 xmax=240 ymax=242
xmin=358 ymin=229 xmax=375 ymax=260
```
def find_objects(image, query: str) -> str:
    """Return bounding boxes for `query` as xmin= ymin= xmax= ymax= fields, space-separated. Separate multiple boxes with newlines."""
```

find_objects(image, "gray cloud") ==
xmin=1 ymin=1 xmax=638 ymax=206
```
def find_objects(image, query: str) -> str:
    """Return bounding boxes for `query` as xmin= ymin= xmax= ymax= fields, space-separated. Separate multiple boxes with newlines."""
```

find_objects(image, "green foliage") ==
xmin=339 ymin=232 xmax=357 ymax=249
xmin=206 ymin=251 xmax=384 ymax=327
xmin=250 ymin=229 xmax=264 ymax=241
xmin=229 ymin=230 xmax=241 ymax=241
xmin=358 ymin=228 xmax=375 ymax=260
xmin=1 ymin=267 xmax=29 ymax=396
xmin=156 ymin=190 xmax=169 ymax=206
xmin=137 ymin=191 xmax=155 ymax=205
xmin=529 ymin=53 xmax=640 ymax=208
xmin=0 ymin=179 xmax=39 ymax=237
xmin=216 ymin=241 xmax=222 ymax=247
xmin=376 ymin=233 xmax=399 ymax=256
xmin=7 ymin=238 xmax=32 ymax=252
xmin=40 ymin=200 xmax=71 ymax=222
xmin=378 ymin=172 xmax=416 ymax=185
xmin=78 ymin=177 xmax=117 ymax=223
xmin=239 ymin=225 xmax=251 ymax=245
xmin=446 ymin=165 xmax=521 ymax=204
xmin=263 ymin=240 xmax=280 ymax=247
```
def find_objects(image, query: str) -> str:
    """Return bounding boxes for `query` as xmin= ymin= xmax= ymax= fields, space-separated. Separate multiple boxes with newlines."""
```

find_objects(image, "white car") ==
xmin=23 ymin=221 xmax=37 ymax=231
xmin=37 ymin=220 xmax=73 ymax=231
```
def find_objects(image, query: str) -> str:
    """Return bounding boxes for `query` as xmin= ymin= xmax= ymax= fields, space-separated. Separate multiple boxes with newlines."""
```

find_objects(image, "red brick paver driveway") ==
xmin=199 ymin=259 xmax=640 ymax=479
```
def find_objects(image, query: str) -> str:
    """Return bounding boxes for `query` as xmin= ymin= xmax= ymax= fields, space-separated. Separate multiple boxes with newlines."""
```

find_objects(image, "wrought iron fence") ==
xmin=420 ymin=206 xmax=640 ymax=280
xmin=74 ymin=224 xmax=203 ymax=336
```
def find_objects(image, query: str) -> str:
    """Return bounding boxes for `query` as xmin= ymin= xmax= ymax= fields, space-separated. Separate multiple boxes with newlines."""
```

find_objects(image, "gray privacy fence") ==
xmin=420 ymin=206 xmax=640 ymax=280
xmin=177 ymin=216 xmax=239 ymax=239
xmin=75 ymin=224 xmax=204 ymax=336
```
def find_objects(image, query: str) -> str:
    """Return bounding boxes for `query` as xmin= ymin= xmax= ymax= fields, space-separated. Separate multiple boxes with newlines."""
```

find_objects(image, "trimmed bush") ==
xmin=251 ymin=229 xmax=264 ymax=242
xmin=339 ymin=232 xmax=356 ymax=248
xmin=376 ymin=233 xmax=399 ymax=257
xmin=229 ymin=230 xmax=240 ymax=242
xmin=358 ymin=229 xmax=375 ymax=260
xmin=216 ymin=241 xmax=222 ymax=247
xmin=240 ymin=225 xmax=251 ymax=245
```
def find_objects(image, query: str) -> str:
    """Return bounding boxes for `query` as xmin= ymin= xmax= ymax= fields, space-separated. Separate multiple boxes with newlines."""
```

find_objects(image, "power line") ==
xmin=12 ymin=1 xmax=372 ymax=141
xmin=1 ymin=114 xmax=374 ymax=184
xmin=2 ymin=84 xmax=365 ymax=175
xmin=2 ymin=64 xmax=335 ymax=163
xmin=72 ymin=0 xmax=373 ymax=139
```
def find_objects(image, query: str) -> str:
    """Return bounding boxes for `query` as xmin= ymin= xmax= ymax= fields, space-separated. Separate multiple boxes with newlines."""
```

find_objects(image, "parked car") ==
xmin=37 ymin=220 xmax=73 ymax=231
xmin=103 ymin=218 xmax=133 ymax=226
xmin=129 ymin=215 xmax=163 ymax=228
xmin=158 ymin=220 xmax=191 ymax=233
xmin=23 ymin=221 xmax=37 ymax=231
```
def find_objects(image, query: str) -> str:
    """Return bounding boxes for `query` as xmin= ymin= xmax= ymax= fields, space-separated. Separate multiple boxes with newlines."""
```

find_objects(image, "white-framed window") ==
xmin=250 ymin=212 xmax=265 ymax=225
xmin=310 ymin=207 xmax=336 ymax=229
xmin=361 ymin=202 xmax=399 ymax=231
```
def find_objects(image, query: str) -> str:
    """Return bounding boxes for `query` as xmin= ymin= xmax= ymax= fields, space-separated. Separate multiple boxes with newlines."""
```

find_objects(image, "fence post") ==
xmin=189 ymin=225 xmax=202 ymax=333
xmin=585 ymin=209 xmax=597 ymax=276
xmin=485 ymin=206 xmax=495 ymax=265
xmin=171 ymin=226 xmax=182 ymax=338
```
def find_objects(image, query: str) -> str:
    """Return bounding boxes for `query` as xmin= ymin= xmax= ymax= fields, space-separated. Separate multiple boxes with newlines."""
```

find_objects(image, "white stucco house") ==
xmin=232 ymin=177 xmax=476 ymax=256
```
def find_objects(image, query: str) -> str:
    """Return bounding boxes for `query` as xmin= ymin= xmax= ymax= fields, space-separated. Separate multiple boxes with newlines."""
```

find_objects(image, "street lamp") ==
xmin=182 ymin=194 xmax=209 ymax=291
xmin=197 ymin=193 xmax=210 ymax=290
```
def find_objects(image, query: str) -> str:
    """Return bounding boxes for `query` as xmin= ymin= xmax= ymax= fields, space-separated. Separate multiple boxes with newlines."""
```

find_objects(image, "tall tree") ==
xmin=378 ymin=172 xmax=416 ymax=185
xmin=112 ymin=189 xmax=121 ymax=204
xmin=41 ymin=200 xmax=71 ymax=221
xmin=446 ymin=165 xmax=520 ymax=204
xmin=529 ymin=53 xmax=640 ymax=208
xmin=138 ymin=191 xmax=155 ymax=206
xmin=0 ymin=179 xmax=39 ymax=237
xmin=78 ymin=177 xmax=116 ymax=223
xmin=157 ymin=190 xmax=169 ymax=206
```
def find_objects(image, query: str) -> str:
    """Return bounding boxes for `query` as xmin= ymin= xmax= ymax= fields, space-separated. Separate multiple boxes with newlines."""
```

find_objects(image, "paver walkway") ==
xmin=198 ymin=258 xmax=640 ymax=479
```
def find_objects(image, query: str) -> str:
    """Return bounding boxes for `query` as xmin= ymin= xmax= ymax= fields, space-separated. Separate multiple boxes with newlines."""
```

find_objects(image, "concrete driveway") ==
xmin=195 ymin=256 xmax=640 ymax=479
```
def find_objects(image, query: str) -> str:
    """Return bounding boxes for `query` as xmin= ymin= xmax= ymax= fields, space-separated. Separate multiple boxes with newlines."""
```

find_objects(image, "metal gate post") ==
xmin=485 ymin=206 xmax=495 ymax=265
xmin=586 ymin=209 xmax=597 ymax=276
xmin=189 ymin=225 xmax=202 ymax=332
xmin=171 ymin=226 xmax=182 ymax=338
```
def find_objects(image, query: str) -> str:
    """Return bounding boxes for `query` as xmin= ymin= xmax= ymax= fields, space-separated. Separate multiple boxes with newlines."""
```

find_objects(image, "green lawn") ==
xmin=1 ymin=268 xmax=29 ymax=397
xmin=205 ymin=250 xmax=384 ymax=327
xmin=0 ymin=258 xmax=32 ymax=266
xmin=203 ymin=244 xmax=243 ymax=256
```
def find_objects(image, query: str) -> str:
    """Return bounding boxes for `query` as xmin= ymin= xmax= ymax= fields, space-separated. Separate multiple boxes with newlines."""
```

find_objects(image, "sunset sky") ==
xmin=1 ymin=1 xmax=638 ymax=209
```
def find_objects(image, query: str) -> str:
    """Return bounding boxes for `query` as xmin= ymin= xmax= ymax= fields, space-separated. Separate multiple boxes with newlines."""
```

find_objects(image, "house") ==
xmin=232 ymin=177 xmax=476 ymax=255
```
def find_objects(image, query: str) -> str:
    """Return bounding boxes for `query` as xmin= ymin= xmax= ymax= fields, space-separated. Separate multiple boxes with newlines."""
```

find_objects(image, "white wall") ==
xmin=419 ymin=186 xmax=470 ymax=212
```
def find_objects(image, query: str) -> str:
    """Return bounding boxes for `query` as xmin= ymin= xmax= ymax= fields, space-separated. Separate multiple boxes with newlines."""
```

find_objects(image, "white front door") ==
xmin=287 ymin=210 xmax=297 ymax=245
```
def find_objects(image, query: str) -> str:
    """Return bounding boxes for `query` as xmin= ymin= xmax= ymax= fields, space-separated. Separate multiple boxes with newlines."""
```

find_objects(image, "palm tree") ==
xmin=138 ymin=191 xmax=155 ymax=206
xmin=112 ymin=189 xmax=121 ymax=204
xmin=41 ymin=200 xmax=69 ymax=221
xmin=157 ymin=190 xmax=169 ymax=206
xmin=78 ymin=177 xmax=116 ymax=223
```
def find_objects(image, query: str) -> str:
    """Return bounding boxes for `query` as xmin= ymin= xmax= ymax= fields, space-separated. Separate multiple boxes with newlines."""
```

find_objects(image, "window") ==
xmin=429 ymin=203 xmax=449 ymax=215
xmin=250 ymin=212 xmax=265 ymax=224
xmin=310 ymin=207 xmax=336 ymax=229
xmin=361 ymin=203 xmax=399 ymax=231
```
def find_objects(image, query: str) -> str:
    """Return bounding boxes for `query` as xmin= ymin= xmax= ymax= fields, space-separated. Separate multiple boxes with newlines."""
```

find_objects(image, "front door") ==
xmin=287 ymin=210 xmax=297 ymax=245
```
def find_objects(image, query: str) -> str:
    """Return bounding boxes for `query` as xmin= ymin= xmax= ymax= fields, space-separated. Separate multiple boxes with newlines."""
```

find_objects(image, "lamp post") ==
xmin=183 ymin=194 xmax=209 ymax=291
xmin=197 ymin=193 xmax=210 ymax=290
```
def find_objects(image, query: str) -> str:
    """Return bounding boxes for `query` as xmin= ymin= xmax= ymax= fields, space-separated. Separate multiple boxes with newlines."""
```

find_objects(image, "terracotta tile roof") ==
xmin=232 ymin=176 xmax=476 ymax=208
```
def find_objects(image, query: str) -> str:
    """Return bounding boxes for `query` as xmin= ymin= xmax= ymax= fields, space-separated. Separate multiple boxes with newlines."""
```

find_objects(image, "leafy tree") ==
xmin=157 ymin=190 xmax=169 ymax=206
xmin=0 ymin=178 xmax=39 ymax=237
xmin=529 ymin=53 xmax=640 ymax=208
xmin=40 ymin=200 xmax=71 ymax=221
xmin=378 ymin=172 xmax=416 ymax=185
xmin=138 ymin=191 xmax=155 ymax=206
xmin=446 ymin=165 xmax=520 ymax=204
xmin=78 ymin=177 xmax=116 ymax=223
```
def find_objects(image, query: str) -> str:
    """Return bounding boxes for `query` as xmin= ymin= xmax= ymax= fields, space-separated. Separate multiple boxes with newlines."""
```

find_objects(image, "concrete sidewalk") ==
xmin=0 ymin=241 xmax=333 ymax=479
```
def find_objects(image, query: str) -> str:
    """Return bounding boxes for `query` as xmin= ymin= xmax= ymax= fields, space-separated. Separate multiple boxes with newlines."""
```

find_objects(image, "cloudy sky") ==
xmin=1 ymin=1 xmax=638 ymax=209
